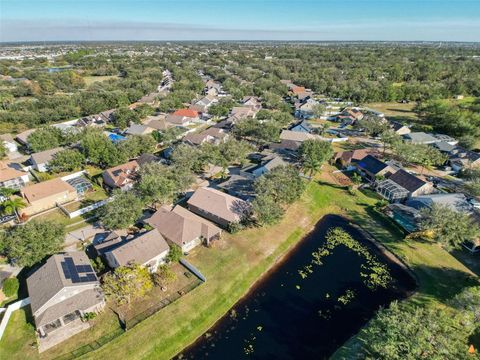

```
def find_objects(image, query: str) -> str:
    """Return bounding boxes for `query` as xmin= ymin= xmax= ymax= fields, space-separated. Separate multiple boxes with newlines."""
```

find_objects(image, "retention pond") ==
xmin=177 ymin=214 xmax=416 ymax=360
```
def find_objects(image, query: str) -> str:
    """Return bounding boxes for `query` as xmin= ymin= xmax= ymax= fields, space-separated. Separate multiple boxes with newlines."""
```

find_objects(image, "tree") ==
xmin=355 ymin=116 xmax=389 ymax=137
xmin=118 ymin=134 xmax=156 ymax=159
xmin=218 ymin=139 xmax=253 ymax=167
xmin=1 ymin=197 xmax=27 ymax=221
xmin=99 ymin=190 xmax=144 ymax=230
xmin=27 ymin=127 xmax=64 ymax=152
xmin=298 ymin=139 xmax=334 ymax=177
xmin=137 ymin=163 xmax=177 ymax=206
xmin=152 ymin=265 xmax=177 ymax=289
xmin=252 ymin=193 xmax=285 ymax=225
xmin=102 ymin=263 xmax=153 ymax=305
xmin=166 ymin=244 xmax=183 ymax=263
xmin=392 ymin=142 xmax=447 ymax=174
xmin=49 ymin=148 xmax=85 ymax=172
xmin=312 ymin=103 xmax=326 ymax=118
xmin=358 ymin=301 xmax=473 ymax=360
xmin=80 ymin=128 xmax=124 ymax=168
xmin=112 ymin=106 xmax=140 ymax=129
xmin=0 ymin=220 xmax=65 ymax=267
xmin=152 ymin=127 xmax=184 ymax=145
xmin=170 ymin=144 xmax=206 ymax=173
xmin=2 ymin=277 xmax=19 ymax=297
xmin=0 ymin=141 xmax=6 ymax=158
xmin=419 ymin=204 xmax=480 ymax=250
xmin=254 ymin=166 xmax=305 ymax=216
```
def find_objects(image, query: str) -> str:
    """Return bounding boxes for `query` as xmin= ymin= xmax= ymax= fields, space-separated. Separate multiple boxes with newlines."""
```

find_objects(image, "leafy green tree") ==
xmin=312 ymin=103 xmax=326 ymax=118
xmin=152 ymin=127 xmax=184 ymax=145
xmin=0 ymin=220 xmax=65 ymax=267
xmin=112 ymin=106 xmax=141 ymax=129
xmin=80 ymin=128 xmax=124 ymax=168
xmin=252 ymin=193 xmax=285 ymax=225
xmin=355 ymin=116 xmax=390 ymax=137
xmin=49 ymin=149 xmax=85 ymax=172
xmin=99 ymin=190 xmax=144 ymax=230
xmin=358 ymin=301 xmax=473 ymax=360
xmin=152 ymin=264 xmax=177 ymax=289
xmin=218 ymin=138 xmax=253 ymax=167
xmin=0 ymin=141 xmax=6 ymax=158
xmin=233 ymin=118 xmax=281 ymax=145
xmin=166 ymin=244 xmax=183 ymax=263
xmin=298 ymin=139 xmax=334 ymax=177
xmin=27 ymin=127 xmax=64 ymax=152
xmin=102 ymin=263 xmax=153 ymax=305
xmin=118 ymin=135 xmax=156 ymax=159
xmin=254 ymin=166 xmax=305 ymax=209
xmin=2 ymin=277 xmax=19 ymax=297
xmin=392 ymin=142 xmax=447 ymax=174
xmin=170 ymin=144 xmax=206 ymax=173
xmin=419 ymin=204 xmax=480 ymax=250
xmin=137 ymin=163 xmax=178 ymax=206
xmin=1 ymin=197 xmax=27 ymax=221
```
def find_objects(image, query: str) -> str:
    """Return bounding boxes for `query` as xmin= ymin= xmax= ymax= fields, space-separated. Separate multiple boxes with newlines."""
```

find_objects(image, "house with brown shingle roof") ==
xmin=183 ymin=127 xmax=228 ymax=146
xmin=21 ymin=178 xmax=77 ymax=215
xmin=102 ymin=160 xmax=139 ymax=191
xmin=0 ymin=161 xmax=30 ymax=190
xmin=187 ymin=187 xmax=251 ymax=228
xmin=26 ymin=251 xmax=105 ymax=352
xmin=30 ymin=147 xmax=64 ymax=172
xmin=104 ymin=229 xmax=170 ymax=272
xmin=146 ymin=205 xmax=222 ymax=252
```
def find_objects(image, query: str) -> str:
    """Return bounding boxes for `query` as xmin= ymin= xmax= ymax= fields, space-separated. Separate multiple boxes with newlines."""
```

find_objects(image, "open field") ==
xmin=83 ymin=75 xmax=119 ymax=86
xmin=1 ymin=169 xmax=477 ymax=360
xmin=365 ymin=101 xmax=418 ymax=123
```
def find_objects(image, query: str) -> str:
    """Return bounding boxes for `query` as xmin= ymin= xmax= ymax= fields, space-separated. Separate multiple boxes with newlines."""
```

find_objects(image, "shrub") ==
xmin=2 ymin=277 xmax=19 ymax=297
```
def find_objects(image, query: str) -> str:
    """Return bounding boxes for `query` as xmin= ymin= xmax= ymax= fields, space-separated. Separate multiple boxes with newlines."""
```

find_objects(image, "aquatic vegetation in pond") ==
xmin=337 ymin=289 xmax=356 ymax=305
xmin=299 ymin=227 xmax=392 ymax=290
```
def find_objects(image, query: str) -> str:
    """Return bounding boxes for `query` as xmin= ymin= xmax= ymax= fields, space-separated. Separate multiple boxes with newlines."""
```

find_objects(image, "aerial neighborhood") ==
xmin=0 ymin=43 xmax=480 ymax=360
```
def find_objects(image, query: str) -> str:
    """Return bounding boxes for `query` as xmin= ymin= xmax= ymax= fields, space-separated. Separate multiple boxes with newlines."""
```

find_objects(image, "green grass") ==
xmin=1 ymin=179 xmax=477 ymax=360
xmin=83 ymin=75 xmax=119 ymax=86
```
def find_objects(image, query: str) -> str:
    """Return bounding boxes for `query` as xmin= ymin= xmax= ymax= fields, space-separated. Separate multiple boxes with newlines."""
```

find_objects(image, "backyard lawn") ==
xmin=1 ymin=173 xmax=477 ymax=360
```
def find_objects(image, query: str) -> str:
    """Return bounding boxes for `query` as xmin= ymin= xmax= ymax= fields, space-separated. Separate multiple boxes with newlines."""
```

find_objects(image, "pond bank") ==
xmin=176 ymin=215 xmax=417 ymax=360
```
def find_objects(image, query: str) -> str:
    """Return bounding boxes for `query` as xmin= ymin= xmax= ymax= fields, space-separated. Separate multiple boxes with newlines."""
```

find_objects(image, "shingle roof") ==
xmin=30 ymin=147 xmax=64 ymax=165
xmin=0 ymin=162 xmax=27 ymax=182
xmin=357 ymin=155 xmax=389 ymax=175
xmin=21 ymin=178 xmax=76 ymax=203
xmin=388 ymin=169 xmax=427 ymax=192
xmin=173 ymin=109 xmax=198 ymax=118
xmin=146 ymin=205 xmax=221 ymax=247
xmin=27 ymin=252 xmax=99 ymax=316
xmin=108 ymin=229 xmax=169 ymax=266
xmin=187 ymin=187 xmax=251 ymax=223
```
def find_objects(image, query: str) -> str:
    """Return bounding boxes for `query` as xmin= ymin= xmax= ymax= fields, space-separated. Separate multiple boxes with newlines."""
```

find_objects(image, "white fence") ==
xmin=0 ymin=297 xmax=31 ymax=340
xmin=60 ymin=170 xmax=87 ymax=181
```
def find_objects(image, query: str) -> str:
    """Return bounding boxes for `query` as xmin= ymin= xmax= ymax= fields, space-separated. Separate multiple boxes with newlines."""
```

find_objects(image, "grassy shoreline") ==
xmin=1 ymin=178 xmax=477 ymax=360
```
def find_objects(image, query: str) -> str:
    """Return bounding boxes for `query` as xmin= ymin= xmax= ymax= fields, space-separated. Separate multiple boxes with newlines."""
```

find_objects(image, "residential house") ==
xmin=0 ymin=161 xmax=30 ymax=190
xmin=356 ymin=155 xmax=394 ymax=182
xmin=275 ymin=130 xmax=320 ymax=151
xmin=216 ymin=175 xmax=256 ymax=201
xmin=290 ymin=120 xmax=313 ymax=133
xmin=241 ymin=96 xmax=262 ymax=111
xmin=191 ymin=95 xmax=217 ymax=113
xmin=104 ymin=229 xmax=170 ymax=272
xmin=384 ymin=203 xmax=422 ymax=233
xmin=390 ymin=121 xmax=411 ymax=135
xmin=230 ymin=106 xmax=257 ymax=119
xmin=183 ymin=127 xmax=228 ymax=146
xmin=290 ymin=86 xmax=306 ymax=96
xmin=0 ymin=133 xmax=18 ymax=155
xmin=187 ymin=187 xmax=251 ymax=228
xmin=449 ymin=147 xmax=480 ymax=172
xmin=295 ymin=98 xmax=319 ymax=119
xmin=333 ymin=148 xmax=379 ymax=170
xmin=26 ymin=252 xmax=105 ymax=352
xmin=125 ymin=123 xmax=155 ymax=136
xmin=433 ymin=141 xmax=456 ymax=154
xmin=165 ymin=109 xmax=199 ymax=126
xmin=21 ymin=178 xmax=77 ymax=215
xmin=204 ymin=80 xmax=222 ymax=96
xmin=240 ymin=155 xmax=288 ymax=179
xmin=406 ymin=193 xmax=472 ymax=214
xmin=146 ymin=205 xmax=222 ymax=252
xmin=376 ymin=169 xmax=433 ymax=202
xmin=15 ymin=128 xmax=36 ymax=147
xmin=102 ymin=160 xmax=139 ymax=191
xmin=30 ymin=147 xmax=64 ymax=172
xmin=402 ymin=132 xmax=438 ymax=145
xmin=144 ymin=114 xmax=170 ymax=131
xmin=343 ymin=108 xmax=364 ymax=121
xmin=136 ymin=153 xmax=160 ymax=167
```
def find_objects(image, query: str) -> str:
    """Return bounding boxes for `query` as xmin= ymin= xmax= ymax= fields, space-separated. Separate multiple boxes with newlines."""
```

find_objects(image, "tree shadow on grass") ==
xmin=410 ymin=264 xmax=479 ymax=306
xmin=450 ymin=249 xmax=480 ymax=277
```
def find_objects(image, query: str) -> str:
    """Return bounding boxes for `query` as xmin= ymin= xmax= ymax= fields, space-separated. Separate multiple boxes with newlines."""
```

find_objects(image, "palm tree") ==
xmin=303 ymin=158 xmax=321 ymax=179
xmin=2 ymin=197 xmax=27 ymax=221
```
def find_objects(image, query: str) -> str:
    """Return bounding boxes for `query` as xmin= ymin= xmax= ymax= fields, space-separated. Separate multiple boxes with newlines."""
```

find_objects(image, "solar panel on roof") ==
xmin=61 ymin=261 xmax=71 ymax=279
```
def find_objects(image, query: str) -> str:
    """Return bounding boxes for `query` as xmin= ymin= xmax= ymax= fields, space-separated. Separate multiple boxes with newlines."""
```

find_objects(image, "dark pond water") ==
xmin=177 ymin=215 xmax=416 ymax=360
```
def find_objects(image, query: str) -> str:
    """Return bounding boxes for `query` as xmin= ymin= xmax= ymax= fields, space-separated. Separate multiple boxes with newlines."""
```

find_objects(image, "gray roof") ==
xmin=388 ymin=169 xmax=427 ymax=193
xmin=433 ymin=141 xmax=455 ymax=153
xmin=403 ymin=132 xmax=438 ymax=144
xmin=30 ymin=147 xmax=64 ymax=165
xmin=27 ymin=252 xmax=99 ymax=316
xmin=125 ymin=124 xmax=151 ymax=135
xmin=406 ymin=193 xmax=472 ymax=213
xmin=108 ymin=229 xmax=170 ymax=267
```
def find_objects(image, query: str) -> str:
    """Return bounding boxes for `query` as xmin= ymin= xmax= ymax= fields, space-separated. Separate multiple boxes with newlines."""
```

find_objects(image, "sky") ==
xmin=1 ymin=0 xmax=480 ymax=42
